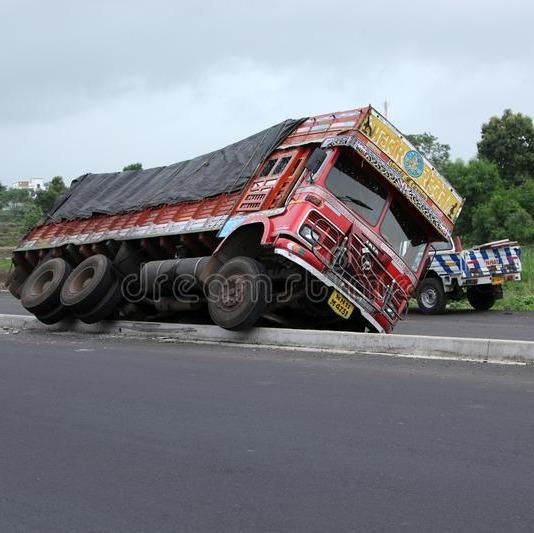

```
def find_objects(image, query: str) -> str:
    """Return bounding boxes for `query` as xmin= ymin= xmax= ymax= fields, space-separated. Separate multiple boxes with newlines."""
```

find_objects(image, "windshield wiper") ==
xmin=338 ymin=194 xmax=372 ymax=211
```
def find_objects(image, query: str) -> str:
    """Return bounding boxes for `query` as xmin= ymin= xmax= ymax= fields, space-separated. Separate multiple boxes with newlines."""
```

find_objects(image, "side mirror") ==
xmin=305 ymin=148 xmax=327 ymax=179
xmin=423 ymin=244 xmax=437 ymax=275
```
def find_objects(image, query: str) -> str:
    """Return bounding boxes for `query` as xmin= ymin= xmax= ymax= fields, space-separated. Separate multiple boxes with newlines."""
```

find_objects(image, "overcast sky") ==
xmin=1 ymin=0 xmax=532 ymax=185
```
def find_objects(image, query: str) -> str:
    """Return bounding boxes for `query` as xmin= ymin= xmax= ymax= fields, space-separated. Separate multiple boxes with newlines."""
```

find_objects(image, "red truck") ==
xmin=8 ymin=106 xmax=463 ymax=332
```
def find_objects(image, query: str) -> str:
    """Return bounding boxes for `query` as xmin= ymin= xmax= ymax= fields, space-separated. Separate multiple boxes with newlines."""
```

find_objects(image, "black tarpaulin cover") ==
xmin=48 ymin=119 xmax=300 ymax=222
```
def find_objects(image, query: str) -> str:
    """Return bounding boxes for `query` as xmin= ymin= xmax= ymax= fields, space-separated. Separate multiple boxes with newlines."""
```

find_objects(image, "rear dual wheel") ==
xmin=60 ymin=254 xmax=121 ymax=323
xmin=74 ymin=280 xmax=122 ymax=324
xmin=21 ymin=258 xmax=72 ymax=323
xmin=19 ymin=254 xmax=122 ymax=325
xmin=35 ymin=304 xmax=70 ymax=325
xmin=6 ymin=265 xmax=31 ymax=300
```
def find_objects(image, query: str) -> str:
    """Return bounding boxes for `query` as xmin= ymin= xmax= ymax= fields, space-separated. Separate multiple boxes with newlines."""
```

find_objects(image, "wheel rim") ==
xmin=33 ymin=269 xmax=54 ymax=296
xmin=71 ymin=266 xmax=96 ymax=293
xmin=421 ymin=287 xmax=437 ymax=308
xmin=217 ymin=274 xmax=246 ymax=311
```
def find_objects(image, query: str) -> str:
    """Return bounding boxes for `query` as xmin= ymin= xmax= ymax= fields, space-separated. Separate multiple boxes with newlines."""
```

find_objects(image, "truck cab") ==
xmin=263 ymin=147 xmax=436 ymax=332
xmin=220 ymin=107 xmax=464 ymax=332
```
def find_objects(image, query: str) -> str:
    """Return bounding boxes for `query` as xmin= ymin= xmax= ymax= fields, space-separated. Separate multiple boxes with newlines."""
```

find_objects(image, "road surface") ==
xmin=1 ymin=291 xmax=533 ymax=341
xmin=396 ymin=307 xmax=534 ymax=341
xmin=1 ymin=330 xmax=534 ymax=532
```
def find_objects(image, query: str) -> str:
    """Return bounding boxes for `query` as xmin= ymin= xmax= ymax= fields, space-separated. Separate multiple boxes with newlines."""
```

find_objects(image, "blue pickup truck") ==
xmin=415 ymin=238 xmax=522 ymax=313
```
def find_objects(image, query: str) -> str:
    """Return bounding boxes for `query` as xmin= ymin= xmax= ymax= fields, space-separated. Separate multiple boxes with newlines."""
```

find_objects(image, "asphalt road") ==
xmin=1 ymin=291 xmax=533 ymax=341
xmin=1 ymin=331 xmax=534 ymax=532
xmin=395 ymin=308 xmax=534 ymax=341
xmin=0 ymin=292 xmax=27 ymax=316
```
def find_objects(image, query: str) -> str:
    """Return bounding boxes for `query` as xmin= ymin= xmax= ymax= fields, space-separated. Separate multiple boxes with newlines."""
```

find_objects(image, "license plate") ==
xmin=492 ymin=275 xmax=504 ymax=285
xmin=328 ymin=290 xmax=354 ymax=319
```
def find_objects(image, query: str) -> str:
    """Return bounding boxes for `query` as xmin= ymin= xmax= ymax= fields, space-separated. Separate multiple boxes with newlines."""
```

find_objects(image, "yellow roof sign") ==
xmin=360 ymin=109 xmax=464 ymax=224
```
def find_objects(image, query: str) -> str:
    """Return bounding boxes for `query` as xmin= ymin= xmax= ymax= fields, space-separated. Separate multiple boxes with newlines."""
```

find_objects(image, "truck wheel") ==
xmin=60 ymin=254 xmax=115 ymax=312
xmin=35 ymin=303 xmax=69 ymax=325
xmin=467 ymin=286 xmax=496 ymax=311
xmin=75 ymin=280 xmax=122 ymax=324
xmin=21 ymin=258 xmax=72 ymax=315
xmin=208 ymin=257 xmax=269 ymax=330
xmin=416 ymin=278 xmax=447 ymax=314
xmin=6 ymin=265 xmax=31 ymax=300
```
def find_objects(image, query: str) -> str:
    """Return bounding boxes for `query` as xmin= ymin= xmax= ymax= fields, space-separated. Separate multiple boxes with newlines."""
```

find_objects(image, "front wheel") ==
xmin=416 ymin=278 xmax=447 ymax=314
xmin=207 ymin=257 xmax=270 ymax=330
xmin=467 ymin=286 xmax=496 ymax=311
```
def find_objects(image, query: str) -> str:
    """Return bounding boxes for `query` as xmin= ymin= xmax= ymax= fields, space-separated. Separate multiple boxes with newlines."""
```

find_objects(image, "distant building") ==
xmin=11 ymin=179 xmax=46 ymax=193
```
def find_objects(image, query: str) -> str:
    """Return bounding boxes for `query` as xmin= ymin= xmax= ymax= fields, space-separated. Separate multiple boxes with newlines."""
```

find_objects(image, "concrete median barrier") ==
xmin=1 ymin=313 xmax=533 ymax=364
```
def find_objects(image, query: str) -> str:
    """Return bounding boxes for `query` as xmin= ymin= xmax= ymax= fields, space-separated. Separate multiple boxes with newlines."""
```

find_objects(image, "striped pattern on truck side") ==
xmin=430 ymin=246 xmax=521 ymax=279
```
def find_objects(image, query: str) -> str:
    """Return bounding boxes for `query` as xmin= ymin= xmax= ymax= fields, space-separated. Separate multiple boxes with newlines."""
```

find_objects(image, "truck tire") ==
xmin=467 ymin=286 xmax=496 ymax=311
xmin=60 ymin=254 xmax=115 ymax=312
xmin=35 ymin=303 xmax=69 ymax=325
xmin=75 ymin=279 xmax=122 ymax=324
xmin=416 ymin=278 xmax=447 ymax=314
xmin=21 ymin=258 xmax=72 ymax=315
xmin=6 ymin=265 xmax=31 ymax=300
xmin=208 ymin=256 xmax=269 ymax=330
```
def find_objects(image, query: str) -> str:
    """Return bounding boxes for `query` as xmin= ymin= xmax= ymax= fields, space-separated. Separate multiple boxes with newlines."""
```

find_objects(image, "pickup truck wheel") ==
xmin=416 ymin=278 xmax=447 ymax=314
xmin=21 ymin=258 xmax=72 ymax=315
xmin=75 ymin=279 xmax=122 ymax=324
xmin=208 ymin=257 xmax=269 ymax=330
xmin=467 ymin=286 xmax=496 ymax=311
xmin=60 ymin=254 xmax=115 ymax=312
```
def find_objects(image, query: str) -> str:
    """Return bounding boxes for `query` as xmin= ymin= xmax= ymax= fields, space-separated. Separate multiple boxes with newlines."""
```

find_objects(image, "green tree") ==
xmin=123 ymin=162 xmax=143 ymax=171
xmin=21 ymin=203 xmax=44 ymax=231
xmin=0 ymin=181 xmax=6 ymax=208
xmin=470 ymin=192 xmax=534 ymax=244
xmin=35 ymin=176 xmax=67 ymax=214
xmin=0 ymin=188 xmax=32 ymax=218
xmin=405 ymin=132 xmax=450 ymax=172
xmin=4 ymin=187 xmax=32 ymax=204
xmin=477 ymin=109 xmax=534 ymax=185
xmin=513 ymin=179 xmax=534 ymax=217
xmin=441 ymin=158 xmax=504 ymax=239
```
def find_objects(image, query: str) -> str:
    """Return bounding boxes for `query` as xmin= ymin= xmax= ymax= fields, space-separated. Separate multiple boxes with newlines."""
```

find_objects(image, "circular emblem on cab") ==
xmin=403 ymin=150 xmax=425 ymax=178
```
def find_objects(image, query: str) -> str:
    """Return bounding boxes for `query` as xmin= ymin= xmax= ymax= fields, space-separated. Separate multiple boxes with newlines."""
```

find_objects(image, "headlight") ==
xmin=385 ymin=305 xmax=396 ymax=319
xmin=299 ymin=225 xmax=320 ymax=244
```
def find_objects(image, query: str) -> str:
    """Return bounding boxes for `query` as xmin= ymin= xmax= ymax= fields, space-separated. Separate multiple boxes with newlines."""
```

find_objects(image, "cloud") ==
xmin=0 ymin=0 xmax=533 ymax=183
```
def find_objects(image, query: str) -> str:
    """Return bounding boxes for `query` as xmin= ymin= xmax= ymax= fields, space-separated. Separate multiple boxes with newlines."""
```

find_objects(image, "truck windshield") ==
xmin=325 ymin=152 xmax=388 ymax=225
xmin=381 ymin=200 xmax=427 ymax=271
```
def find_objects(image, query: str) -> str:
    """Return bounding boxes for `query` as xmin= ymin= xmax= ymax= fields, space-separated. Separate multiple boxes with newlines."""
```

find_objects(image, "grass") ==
xmin=0 ymin=218 xmax=21 ymax=283
xmin=0 ymin=219 xmax=24 ymax=248
xmin=0 ymin=258 xmax=11 ymax=271
xmin=0 ymin=258 xmax=11 ymax=285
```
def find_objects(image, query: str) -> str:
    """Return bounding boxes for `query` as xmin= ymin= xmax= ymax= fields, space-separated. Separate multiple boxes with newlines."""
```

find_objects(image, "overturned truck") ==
xmin=8 ymin=106 xmax=463 ymax=332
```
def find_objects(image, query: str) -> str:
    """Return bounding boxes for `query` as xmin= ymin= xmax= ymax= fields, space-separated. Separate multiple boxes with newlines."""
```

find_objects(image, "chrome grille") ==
xmin=306 ymin=214 xmax=411 ymax=323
